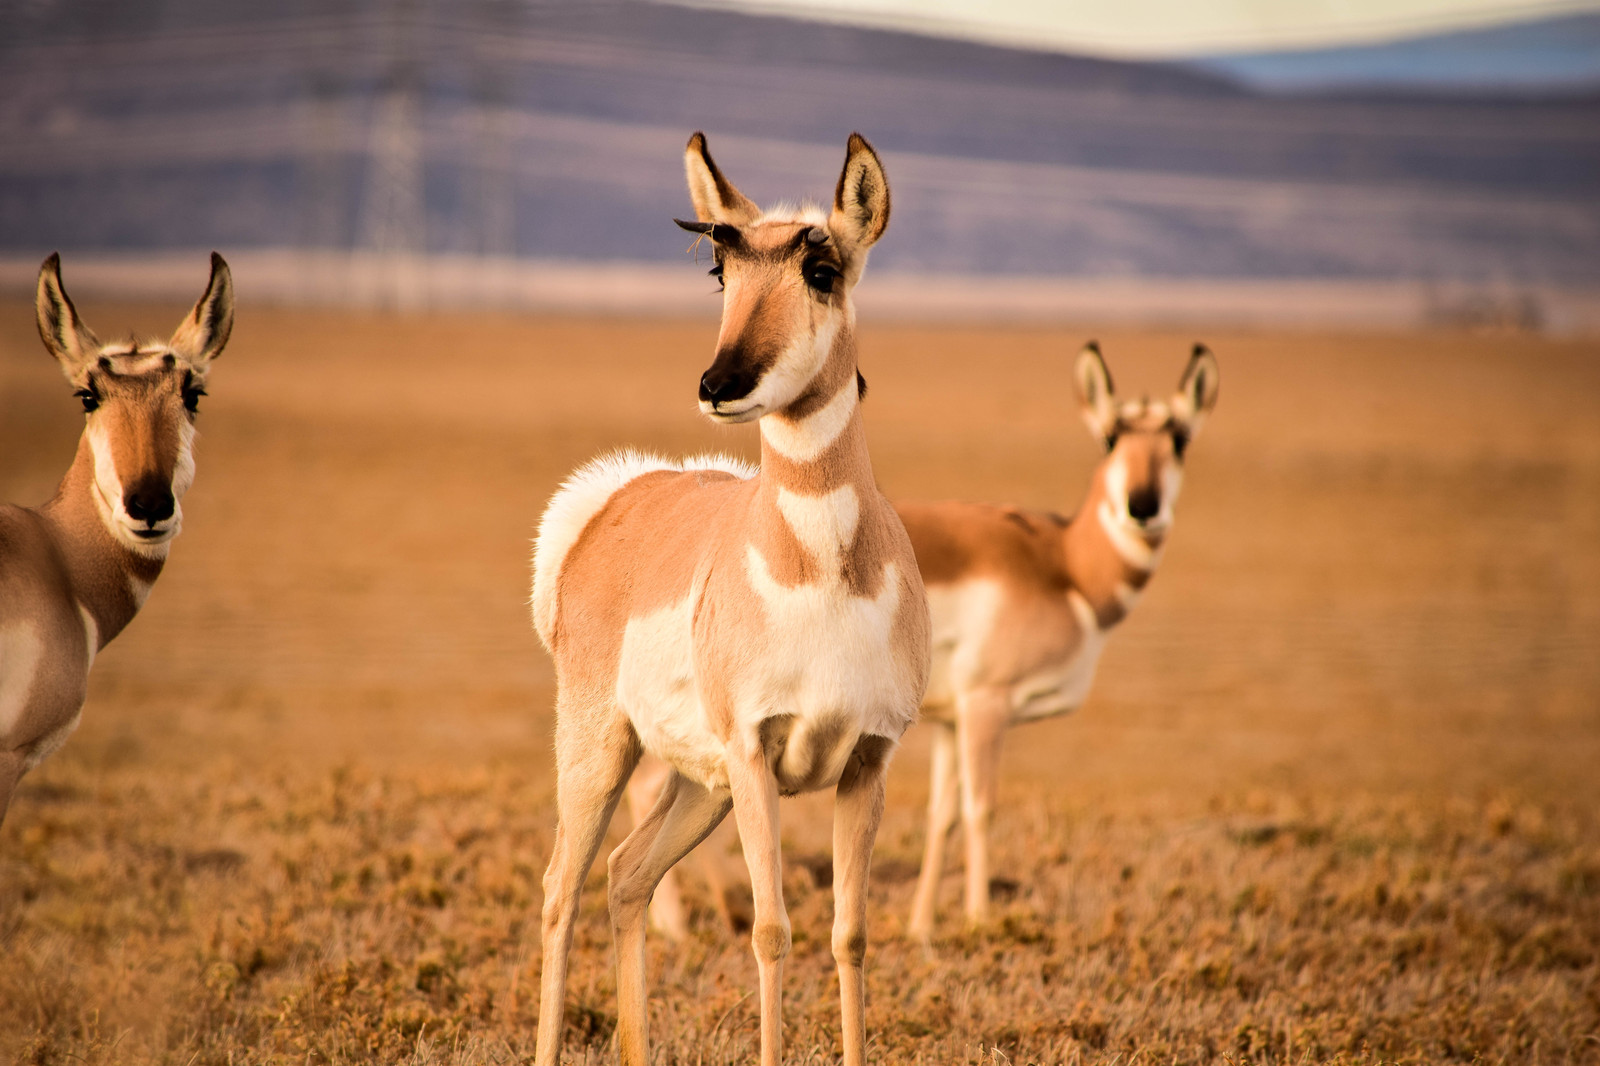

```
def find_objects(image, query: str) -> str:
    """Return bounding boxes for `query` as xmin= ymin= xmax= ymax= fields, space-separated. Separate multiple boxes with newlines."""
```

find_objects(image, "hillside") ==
xmin=1 ymin=0 xmax=1596 ymax=285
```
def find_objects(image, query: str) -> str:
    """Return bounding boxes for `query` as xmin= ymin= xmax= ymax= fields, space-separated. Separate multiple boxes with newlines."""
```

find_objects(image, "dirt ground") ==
xmin=1 ymin=301 xmax=1597 ymax=1065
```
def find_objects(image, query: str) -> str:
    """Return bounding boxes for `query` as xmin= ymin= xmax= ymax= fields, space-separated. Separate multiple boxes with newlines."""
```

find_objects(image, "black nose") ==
xmin=124 ymin=484 xmax=175 ymax=525
xmin=699 ymin=359 xmax=756 ymax=406
xmin=1127 ymin=487 xmax=1160 ymax=523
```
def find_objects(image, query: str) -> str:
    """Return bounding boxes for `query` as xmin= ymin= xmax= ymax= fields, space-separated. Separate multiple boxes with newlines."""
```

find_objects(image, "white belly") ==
xmin=615 ymin=594 xmax=730 ymax=788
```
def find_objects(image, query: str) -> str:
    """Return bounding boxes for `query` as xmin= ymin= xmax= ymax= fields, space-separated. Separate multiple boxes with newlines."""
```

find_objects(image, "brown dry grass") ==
xmin=1 ymin=304 xmax=1597 ymax=1065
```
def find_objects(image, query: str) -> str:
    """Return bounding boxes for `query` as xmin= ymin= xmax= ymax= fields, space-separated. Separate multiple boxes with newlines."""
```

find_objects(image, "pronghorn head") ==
xmin=674 ymin=131 xmax=889 ymax=423
xmin=1075 ymin=342 xmax=1219 ymax=540
xmin=35 ymin=252 xmax=234 ymax=556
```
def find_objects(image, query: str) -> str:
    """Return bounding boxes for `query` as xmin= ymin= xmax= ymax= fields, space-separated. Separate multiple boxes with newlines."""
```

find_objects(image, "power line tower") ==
xmin=357 ymin=0 xmax=427 ymax=308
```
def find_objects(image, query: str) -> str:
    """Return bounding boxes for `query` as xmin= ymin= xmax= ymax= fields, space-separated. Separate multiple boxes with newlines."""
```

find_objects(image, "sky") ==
xmin=655 ymin=0 xmax=1600 ymax=57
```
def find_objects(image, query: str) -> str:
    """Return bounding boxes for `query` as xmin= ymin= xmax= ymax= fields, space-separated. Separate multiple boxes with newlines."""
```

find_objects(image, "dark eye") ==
xmin=75 ymin=387 xmax=99 ymax=413
xmin=803 ymin=261 xmax=839 ymax=295
xmin=1172 ymin=427 xmax=1190 ymax=460
xmin=1104 ymin=431 xmax=1120 ymax=452
xmin=708 ymin=261 xmax=724 ymax=292
xmin=183 ymin=385 xmax=206 ymax=414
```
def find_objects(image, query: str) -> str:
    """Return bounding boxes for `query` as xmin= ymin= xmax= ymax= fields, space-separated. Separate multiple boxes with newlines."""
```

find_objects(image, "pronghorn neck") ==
xmin=37 ymin=431 xmax=166 ymax=648
xmin=1061 ymin=461 xmax=1165 ymax=629
xmin=750 ymin=325 xmax=880 ymax=588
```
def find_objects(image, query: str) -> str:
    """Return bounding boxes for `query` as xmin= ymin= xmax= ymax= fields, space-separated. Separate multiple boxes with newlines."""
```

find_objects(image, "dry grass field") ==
xmin=1 ymin=301 xmax=1598 ymax=1065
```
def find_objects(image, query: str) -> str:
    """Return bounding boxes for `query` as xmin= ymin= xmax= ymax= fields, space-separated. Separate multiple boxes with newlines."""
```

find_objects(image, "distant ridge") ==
xmin=1191 ymin=12 xmax=1600 ymax=95
xmin=0 ymin=0 xmax=1596 ymax=316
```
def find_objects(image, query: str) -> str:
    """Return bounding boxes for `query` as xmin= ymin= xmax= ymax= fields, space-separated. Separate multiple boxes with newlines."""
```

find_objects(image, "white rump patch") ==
xmin=530 ymin=448 xmax=755 ymax=648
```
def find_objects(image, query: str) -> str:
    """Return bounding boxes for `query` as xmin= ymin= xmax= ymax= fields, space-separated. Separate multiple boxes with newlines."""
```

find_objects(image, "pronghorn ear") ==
xmin=829 ymin=132 xmax=890 ymax=250
xmin=169 ymin=252 xmax=234 ymax=366
xmin=35 ymin=253 xmax=100 ymax=382
xmin=683 ymin=132 xmax=759 ymax=225
xmin=1074 ymin=341 xmax=1117 ymax=446
xmin=1172 ymin=343 xmax=1220 ymax=434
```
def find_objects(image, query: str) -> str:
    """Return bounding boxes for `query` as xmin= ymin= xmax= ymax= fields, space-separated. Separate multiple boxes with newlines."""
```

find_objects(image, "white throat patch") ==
xmin=776 ymin=484 xmax=860 ymax=574
xmin=761 ymin=378 xmax=858 ymax=463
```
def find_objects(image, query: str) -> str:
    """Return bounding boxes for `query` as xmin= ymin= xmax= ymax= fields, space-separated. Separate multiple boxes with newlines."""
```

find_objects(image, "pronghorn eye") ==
xmin=708 ymin=262 xmax=724 ymax=291
xmin=183 ymin=386 xmax=206 ymax=414
xmin=804 ymin=261 xmax=839 ymax=295
xmin=75 ymin=387 xmax=99 ymax=413
xmin=1172 ymin=427 xmax=1190 ymax=460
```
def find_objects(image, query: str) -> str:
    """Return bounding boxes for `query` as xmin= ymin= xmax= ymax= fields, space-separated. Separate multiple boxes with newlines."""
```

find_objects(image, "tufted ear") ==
xmin=168 ymin=252 xmax=234 ymax=366
xmin=1171 ymin=343 xmax=1220 ymax=437
xmin=828 ymin=132 xmax=890 ymax=250
xmin=683 ymin=131 xmax=760 ymax=226
xmin=1074 ymin=341 xmax=1117 ymax=447
xmin=35 ymin=253 xmax=100 ymax=383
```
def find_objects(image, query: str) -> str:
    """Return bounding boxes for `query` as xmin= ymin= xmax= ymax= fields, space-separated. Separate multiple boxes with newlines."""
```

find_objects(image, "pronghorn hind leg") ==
xmin=908 ymin=721 xmax=958 ymax=943
xmin=833 ymin=736 xmax=893 ymax=1066
xmin=609 ymin=769 xmax=733 ymax=1066
xmin=533 ymin=705 xmax=640 ymax=1066
xmin=625 ymin=754 xmax=692 ymax=941
xmin=957 ymin=688 xmax=1011 ymax=928
xmin=728 ymin=746 xmax=789 ymax=1066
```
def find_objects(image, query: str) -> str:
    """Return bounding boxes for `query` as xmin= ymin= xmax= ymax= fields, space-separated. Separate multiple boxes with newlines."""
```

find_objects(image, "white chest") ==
xmin=740 ymin=545 xmax=916 ymax=737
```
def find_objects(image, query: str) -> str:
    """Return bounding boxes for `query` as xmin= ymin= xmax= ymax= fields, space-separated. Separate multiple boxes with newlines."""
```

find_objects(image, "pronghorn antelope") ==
xmin=902 ymin=342 xmax=1219 ymax=941
xmin=0 ymin=253 xmax=233 ymax=827
xmin=530 ymin=132 xmax=929 ymax=1066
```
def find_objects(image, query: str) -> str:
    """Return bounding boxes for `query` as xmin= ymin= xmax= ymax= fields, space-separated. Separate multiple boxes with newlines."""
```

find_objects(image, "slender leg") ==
xmin=957 ymin=688 xmax=1011 ymax=928
xmin=626 ymin=754 xmax=691 ymax=941
xmin=533 ymin=707 xmax=640 ymax=1066
xmin=697 ymin=825 xmax=739 ymax=933
xmin=907 ymin=722 xmax=958 ymax=941
xmin=728 ymin=746 xmax=789 ymax=1066
xmin=610 ymin=769 xmax=733 ymax=1066
xmin=833 ymin=736 xmax=893 ymax=1066
xmin=0 ymin=750 xmax=24 ymax=831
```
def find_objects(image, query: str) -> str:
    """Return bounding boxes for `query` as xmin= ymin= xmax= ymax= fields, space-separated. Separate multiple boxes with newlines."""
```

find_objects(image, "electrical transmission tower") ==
xmin=357 ymin=0 xmax=427 ymax=308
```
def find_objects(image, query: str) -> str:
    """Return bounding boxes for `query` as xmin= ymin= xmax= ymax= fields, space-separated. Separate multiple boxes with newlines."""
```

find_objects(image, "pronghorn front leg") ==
xmin=908 ymin=722 xmax=958 ymax=942
xmin=609 ymin=768 xmax=733 ymax=1065
xmin=728 ymin=743 xmax=789 ymax=1066
xmin=957 ymin=687 xmax=1011 ymax=927
xmin=833 ymin=736 xmax=893 ymax=1066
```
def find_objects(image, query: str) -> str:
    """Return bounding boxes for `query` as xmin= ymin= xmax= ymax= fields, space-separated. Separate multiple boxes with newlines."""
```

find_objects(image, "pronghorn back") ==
xmin=531 ymin=449 xmax=756 ymax=650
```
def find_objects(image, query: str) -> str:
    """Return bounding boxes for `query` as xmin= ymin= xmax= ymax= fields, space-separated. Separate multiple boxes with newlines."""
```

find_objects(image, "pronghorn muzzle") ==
xmin=1126 ymin=485 xmax=1160 ymax=524
xmin=699 ymin=347 xmax=760 ymax=408
xmin=124 ymin=478 xmax=176 ymax=533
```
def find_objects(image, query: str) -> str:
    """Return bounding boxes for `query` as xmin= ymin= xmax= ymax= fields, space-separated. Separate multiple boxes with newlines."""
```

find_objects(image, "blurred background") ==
xmin=1 ymin=0 xmax=1597 ymax=327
